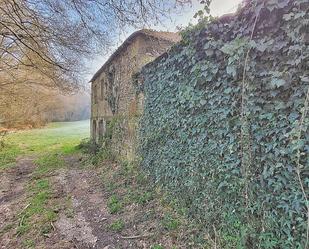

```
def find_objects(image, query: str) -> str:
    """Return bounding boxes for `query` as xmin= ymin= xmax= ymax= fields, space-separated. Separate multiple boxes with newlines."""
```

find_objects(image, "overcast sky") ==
xmin=87 ymin=0 xmax=243 ymax=81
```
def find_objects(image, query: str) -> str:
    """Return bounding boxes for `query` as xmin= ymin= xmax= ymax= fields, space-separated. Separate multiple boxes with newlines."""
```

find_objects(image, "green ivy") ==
xmin=138 ymin=0 xmax=309 ymax=248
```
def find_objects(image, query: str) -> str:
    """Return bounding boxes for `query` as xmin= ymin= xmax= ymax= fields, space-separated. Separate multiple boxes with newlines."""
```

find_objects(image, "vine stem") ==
xmin=240 ymin=1 xmax=261 ymax=206
xmin=295 ymin=86 xmax=309 ymax=248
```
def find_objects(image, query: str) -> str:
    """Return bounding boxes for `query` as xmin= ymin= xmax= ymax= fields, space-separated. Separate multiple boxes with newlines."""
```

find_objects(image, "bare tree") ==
xmin=0 ymin=0 xmax=190 ymax=89
xmin=0 ymin=0 xmax=190 ymax=127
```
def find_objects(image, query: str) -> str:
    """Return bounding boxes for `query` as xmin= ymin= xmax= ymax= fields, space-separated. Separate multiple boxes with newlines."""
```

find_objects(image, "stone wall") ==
xmin=137 ymin=1 xmax=309 ymax=247
xmin=91 ymin=32 xmax=178 ymax=159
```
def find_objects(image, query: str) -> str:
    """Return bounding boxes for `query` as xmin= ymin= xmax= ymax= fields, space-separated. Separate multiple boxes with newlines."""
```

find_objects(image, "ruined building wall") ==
xmin=91 ymin=33 xmax=177 ymax=160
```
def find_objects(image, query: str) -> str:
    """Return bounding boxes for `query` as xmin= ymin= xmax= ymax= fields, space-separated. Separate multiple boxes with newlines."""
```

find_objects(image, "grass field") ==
xmin=0 ymin=120 xmax=90 ymax=247
xmin=0 ymin=120 xmax=90 ymax=170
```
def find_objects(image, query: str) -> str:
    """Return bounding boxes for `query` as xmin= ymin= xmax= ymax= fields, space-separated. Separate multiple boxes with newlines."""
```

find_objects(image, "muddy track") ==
xmin=0 ymin=157 xmax=36 ymax=248
xmin=48 ymin=157 xmax=127 ymax=249
xmin=0 ymin=156 xmax=138 ymax=249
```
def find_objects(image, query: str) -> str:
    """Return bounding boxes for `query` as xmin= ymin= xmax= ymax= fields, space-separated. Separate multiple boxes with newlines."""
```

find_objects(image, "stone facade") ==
xmin=90 ymin=30 xmax=180 ymax=142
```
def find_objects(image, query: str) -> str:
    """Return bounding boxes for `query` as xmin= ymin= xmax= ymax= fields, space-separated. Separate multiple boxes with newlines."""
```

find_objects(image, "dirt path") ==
xmin=48 ymin=156 xmax=132 ymax=249
xmin=0 ymin=155 xmax=142 ymax=249
xmin=0 ymin=157 xmax=37 ymax=248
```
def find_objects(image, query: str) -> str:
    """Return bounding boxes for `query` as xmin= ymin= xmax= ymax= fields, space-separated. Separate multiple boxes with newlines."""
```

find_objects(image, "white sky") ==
xmin=87 ymin=0 xmax=243 ymax=82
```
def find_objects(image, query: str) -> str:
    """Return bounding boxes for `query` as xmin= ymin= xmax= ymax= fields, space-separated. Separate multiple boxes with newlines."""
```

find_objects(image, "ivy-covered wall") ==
xmin=138 ymin=0 xmax=308 ymax=248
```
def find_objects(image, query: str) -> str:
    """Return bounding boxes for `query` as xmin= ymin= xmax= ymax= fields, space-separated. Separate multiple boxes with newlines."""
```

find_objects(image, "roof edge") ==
xmin=90 ymin=29 xmax=180 ymax=83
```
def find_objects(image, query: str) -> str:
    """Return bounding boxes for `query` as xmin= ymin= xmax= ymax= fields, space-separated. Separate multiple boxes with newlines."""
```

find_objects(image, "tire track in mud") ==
xmin=0 ymin=157 xmax=36 ymax=249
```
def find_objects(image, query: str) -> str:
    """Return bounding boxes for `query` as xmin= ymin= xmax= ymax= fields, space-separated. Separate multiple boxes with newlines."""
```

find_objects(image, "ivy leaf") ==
xmin=218 ymin=181 xmax=228 ymax=190
xmin=138 ymin=1 xmax=308 ymax=244
xmin=224 ymin=87 xmax=232 ymax=94
xmin=288 ymin=112 xmax=299 ymax=122
xmin=194 ymin=10 xmax=204 ymax=19
xmin=255 ymin=39 xmax=274 ymax=52
xmin=300 ymin=76 xmax=309 ymax=82
xmin=227 ymin=65 xmax=237 ymax=77
xmin=266 ymin=0 xmax=289 ymax=11
xmin=270 ymin=78 xmax=286 ymax=88
xmin=200 ymin=99 xmax=207 ymax=105
xmin=220 ymin=38 xmax=248 ymax=56
xmin=283 ymin=13 xmax=294 ymax=21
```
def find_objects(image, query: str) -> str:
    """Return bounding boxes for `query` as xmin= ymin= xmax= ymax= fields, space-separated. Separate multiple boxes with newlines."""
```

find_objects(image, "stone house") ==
xmin=90 ymin=29 xmax=180 ymax=142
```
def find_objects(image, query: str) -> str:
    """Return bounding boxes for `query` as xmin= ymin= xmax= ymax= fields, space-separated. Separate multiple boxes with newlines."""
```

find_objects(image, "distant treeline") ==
xmin=46 ymin=92 xmax=91 ymax=123
xmin=0 ymin=88 xmax=90 ymax=129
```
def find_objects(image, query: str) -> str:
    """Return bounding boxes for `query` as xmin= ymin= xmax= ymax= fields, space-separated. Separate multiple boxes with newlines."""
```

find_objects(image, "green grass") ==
xmin=124 ymin=188 xmax=153 ymax=206
xmin=34 ymin=153 xmax=65 ymax=177
xmin=0 ymin=120 xmax=89 ymax=170
xmin=22 ymin=239 xmax=35 ymax=249
xmin=0 ymin=144 xmax=22 ymax=170
xmin=161 ymin=213 xmax=181 ymax=231
xmin=0 ymin=120 xmax=90 ymax=244
xmin=16 ymin=152 xmax=68 ymax=240
xmin=95 ymin=148 xmax=210 ymax=247
xmin=17 ymin=178 xmax=56 ymax=236
xmin=107 ymin=195 xmax=123 ymax=214
xmin=135 ymin=191 xmax=153 ymax=205
xmin=151 ymin=245 xmax=164 ymax=249
xmin=109 ymin=219 xmax=125 ymax=232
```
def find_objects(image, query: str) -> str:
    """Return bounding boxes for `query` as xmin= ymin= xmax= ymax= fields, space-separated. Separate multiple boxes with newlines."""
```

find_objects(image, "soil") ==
xmin=0 ymin=155 xmax=167 ymax=249
xmin=0 ymin=157 xmax=36 ymax=248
